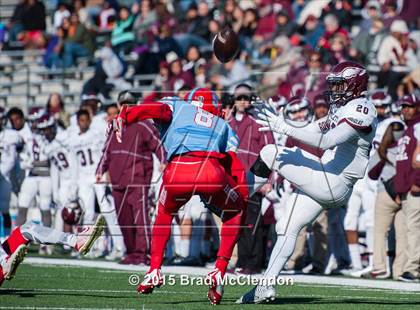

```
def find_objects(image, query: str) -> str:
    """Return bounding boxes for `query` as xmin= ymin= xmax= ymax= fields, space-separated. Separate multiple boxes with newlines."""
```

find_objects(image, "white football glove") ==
xmin=255 ymin=101 xmax=289 ymax=134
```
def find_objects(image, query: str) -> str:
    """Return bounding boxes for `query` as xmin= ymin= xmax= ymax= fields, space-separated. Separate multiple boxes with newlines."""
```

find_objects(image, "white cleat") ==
xmin=75 ymin=216 xmax=106 ymax=255
xmin=349 ymin=265 xmax=372 ymax=278
xmin=236 ymin=285 xmax=276 ymax=304
xmin=105 ymin=249 xmax=125 ymax=261
xmin=3 ymin=244 xmax=28 ymax=280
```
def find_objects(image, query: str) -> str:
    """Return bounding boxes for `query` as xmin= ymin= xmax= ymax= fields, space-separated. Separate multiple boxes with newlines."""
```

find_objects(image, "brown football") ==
xmin=213 ymin=27 xmax=239 ymax=63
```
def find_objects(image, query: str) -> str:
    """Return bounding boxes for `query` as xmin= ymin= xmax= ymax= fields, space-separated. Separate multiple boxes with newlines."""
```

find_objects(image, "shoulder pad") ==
xmin=339 ymin=98 xmax=377 ymax=130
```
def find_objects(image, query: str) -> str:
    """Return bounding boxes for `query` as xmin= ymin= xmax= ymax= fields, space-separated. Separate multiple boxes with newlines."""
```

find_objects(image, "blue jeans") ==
xmin=63 ymin=42 xmax=90 ymax=67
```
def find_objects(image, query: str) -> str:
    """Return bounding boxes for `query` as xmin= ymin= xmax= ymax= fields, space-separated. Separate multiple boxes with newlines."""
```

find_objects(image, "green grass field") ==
xmin=1 ymin=264 xmax=419 ymax=309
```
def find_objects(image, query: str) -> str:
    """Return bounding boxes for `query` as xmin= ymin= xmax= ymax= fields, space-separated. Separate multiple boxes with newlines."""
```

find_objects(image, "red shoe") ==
xmin=1 ymin=244 xmax=28 ymax=282
xmin=206 ymin=268 xmax=225 ymax=305
xmin=137 ymin=269 xmax=164 ymax=294
xmin=75 ymin=216 xmax=106 ymax=255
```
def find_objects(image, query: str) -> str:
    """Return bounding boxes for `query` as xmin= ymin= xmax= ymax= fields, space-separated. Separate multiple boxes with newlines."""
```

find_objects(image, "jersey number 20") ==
xmin=356 ymin=105 xmax=369 ymax=115
xmin=194 ymin=109 xmax=214 ymax=128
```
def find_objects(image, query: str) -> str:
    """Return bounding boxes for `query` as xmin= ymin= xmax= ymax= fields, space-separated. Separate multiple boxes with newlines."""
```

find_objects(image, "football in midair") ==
xmin=213 ymin=26 xmax=239 ymax=63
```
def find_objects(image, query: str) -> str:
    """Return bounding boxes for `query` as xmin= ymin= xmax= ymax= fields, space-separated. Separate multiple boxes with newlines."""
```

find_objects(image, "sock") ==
xmin=215 ymin=257 xmax=229 ymax=276
xmin=150 ymin=204 xmax=174 ymax=271
xmin=2 ymin=227 xmax=29 ymax=255
xmin=216 ymin=211 xmax=243 ymax=275
xmin=20 ymin=222 xmax=76 ymax=248
xmin=264 ymin=234 xmax=298 ymax=278
xmin=179 ymin=239 xmax=190 ymax=258
xmin=348 ymin=243 xmax=362 ymax=270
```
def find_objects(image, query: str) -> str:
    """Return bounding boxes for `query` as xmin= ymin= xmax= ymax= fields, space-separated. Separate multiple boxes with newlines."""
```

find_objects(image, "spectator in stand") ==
xmin=350 ymin=17 xmax=387 ymax=72
xmin=63 ymin=13 xmax=94 ymax=67
xmin=156 ymin=24 xmax=183 ymax=61
xmin=46 ymin=93 xmax=70 ymax=128
xmin=7 ymin=0 xmax=26 ymax=42
xmin=377 ymin=20 xmax=410 ymax=99
xmin=183 ymin=45 xmax=201 ymax=76
xmin=395 ymin=94 xmax=420 ymax=283
xmin=318 ymin=14 xmax=348 ymax=51
xmin=300 ymin=14 xmax=325 ymax=49
xmin=98 ymin=0 xmax=116 ymax=31
xmin=383 ymin=1 xmax=399 ymax=28
xmin=18 ymin=0 xmax=47 ymax=49
xmin=167 ymin=53 xmax=194 ymax=95
xmin=111 ymin=6 xmax=136 ymax=56
xmin=133 ymin=0 xmax=157 ymax=44
xmin=238 ymin=8 xmax=259 ymax=53
xmin=83 ymin=42 xmax=130 ymax=99
xmin=210 ymin=57 xmax=251 ymax=92
xmin=292 ymin=0 xmax=307 ymax=21
xmin=96 ymin=91 xmax=166 ymax=265
xmin=254 ymin=3 xmax=276 ymax=42
xmin=273 ymin=9 xmax=297 ymax=38
xmin=324 ymin=33 xmax=350 ymax=66
xmin=321 ymin=0 xmax=352 ymax=29
xmin=73 ymin=0 xmax=90 ymax=28
xmin=287 ymin=51 xmax=328 ymax=102
xmin=53 ymin=2 xmax=70 ymax=29
xmin=360 ymin=0 xmax=382 ymax=32
xmin=44 ymin=26 xmax=67 ymax=69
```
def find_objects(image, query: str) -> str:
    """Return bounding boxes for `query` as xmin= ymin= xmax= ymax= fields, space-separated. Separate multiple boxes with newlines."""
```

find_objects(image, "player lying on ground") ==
xmin=237 ymin=61 xmax=378 ymax=304
xmin=0 ymin=216 xmax=105 ymax=287
xmin=115 ymin=88 xmax=248 ymax=305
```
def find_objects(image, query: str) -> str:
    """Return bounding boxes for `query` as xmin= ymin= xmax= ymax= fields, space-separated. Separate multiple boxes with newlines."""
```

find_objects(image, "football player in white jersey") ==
xmin=0 ymin=107 xmax=21 ymax=239
xmin=68 ymin=109 xmax=105 ymax=224
xmin=36 ymin=115 xmax=77 ymax=224
xmin=344 ymin=89 xmax=395 ymax=274
xmin=70 ymin=108 xmax=125 ymax=257
xmin=237 ymin=61 xmax=378 ymax=304
xmin=15 ymin=108 xmax=53 ymax=235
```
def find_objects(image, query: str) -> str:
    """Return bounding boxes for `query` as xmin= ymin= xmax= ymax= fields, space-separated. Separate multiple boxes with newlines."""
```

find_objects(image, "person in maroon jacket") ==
xmin=228 ymin=83 xmax=274 ymax=274
xmin=96 ymin=91 xmax=166 ymax=265
xmin=395 ymin=94 xmax=420 ymax=283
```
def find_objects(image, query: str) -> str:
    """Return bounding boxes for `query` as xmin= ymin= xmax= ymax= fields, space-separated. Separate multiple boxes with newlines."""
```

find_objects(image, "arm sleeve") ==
xmin=122 ymin=101 xmax=172 ymax=124
xmin=285 ymin=122 xmax=359 ymax=150
xmin=95 ymin=132 xmax=112 ymax=176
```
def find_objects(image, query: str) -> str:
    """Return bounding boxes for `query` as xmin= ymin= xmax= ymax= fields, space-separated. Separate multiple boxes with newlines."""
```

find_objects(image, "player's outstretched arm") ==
xmin=284 ymin=122 xmax=360 ymax=150
xmin=118 ymin=102 xmax=172 ymax=124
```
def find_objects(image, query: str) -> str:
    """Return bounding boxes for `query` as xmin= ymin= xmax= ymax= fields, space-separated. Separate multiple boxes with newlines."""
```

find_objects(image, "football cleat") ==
xmin=367 ymin=269 xmax=390 ymax=279
xmin=75 ymin=216 xmax=106 ymax=255
xmin=236 ymin=285 xmax=276 ymax=304
xmin=137 ymin=269 xmax=164 ymax=294
xmin=2 ymin=244 xmax=28 ymax=281
xmin=206 ymin=268 xmax=225 ymax=305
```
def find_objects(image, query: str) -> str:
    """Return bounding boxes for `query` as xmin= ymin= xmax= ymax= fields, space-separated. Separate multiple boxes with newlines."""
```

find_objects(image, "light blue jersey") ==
xmin=158 ymin=97 xmax=239 ymax=160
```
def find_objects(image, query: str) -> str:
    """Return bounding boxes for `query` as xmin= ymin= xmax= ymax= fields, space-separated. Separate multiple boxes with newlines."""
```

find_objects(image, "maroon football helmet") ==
xmin=326 ymin=61 xmax=368 ymax=105
xmin=370 ymin=89 xmax=392 ymax=107
xmin=284 ymin=96 xmax=313 ymax=126
xmin=62 ymin=200 xmax=83 ymax=225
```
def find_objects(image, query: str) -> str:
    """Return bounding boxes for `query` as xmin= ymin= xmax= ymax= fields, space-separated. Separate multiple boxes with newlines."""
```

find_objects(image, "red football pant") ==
xmin=149 ymin=156 xmax=245 ymax=275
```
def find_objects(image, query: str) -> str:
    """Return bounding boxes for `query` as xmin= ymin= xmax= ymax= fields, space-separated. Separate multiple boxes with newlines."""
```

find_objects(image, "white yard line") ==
xmin=23 ymin=257 xmax=420 ymax=292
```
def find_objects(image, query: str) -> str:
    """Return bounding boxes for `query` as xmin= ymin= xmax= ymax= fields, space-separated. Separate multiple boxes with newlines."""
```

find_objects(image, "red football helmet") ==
xmin=326 ymin=61 xmax=368 ymax=105
xmin=184 ymin=88 xmax=222 ymax=117
xmin=62 ymin=200 xmax=83 ymax=225
xmin=370 ymin=89 xmax=392 ymax=107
